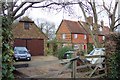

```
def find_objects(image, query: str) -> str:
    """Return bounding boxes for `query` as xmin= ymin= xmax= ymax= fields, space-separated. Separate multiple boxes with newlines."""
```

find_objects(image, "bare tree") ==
xmin=1 ymin=0 xmax=116 ymax=48
xmin=103 ymin=0 xmax=119 ymax=31
xmin=1 ymin=0 xmax=46 ymax=20
xmin=77 ymin=0 xmax=103 ymax=48
xmin=36 ymin=19 xmax=56 ymax=40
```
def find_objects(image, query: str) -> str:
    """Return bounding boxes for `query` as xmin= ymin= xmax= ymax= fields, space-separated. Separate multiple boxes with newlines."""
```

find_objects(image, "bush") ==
xmin=46 ymin=39 xmax=58 ymax=55
xmin=46 ymin=48 xmax=53 ymax=55
xmin=105 ymin=33 xmax=120 ymax=79
xmin=55 ymin=46 xmax=72 ymax=59
xmin=87 ymin=43 xmax=93 ymax=54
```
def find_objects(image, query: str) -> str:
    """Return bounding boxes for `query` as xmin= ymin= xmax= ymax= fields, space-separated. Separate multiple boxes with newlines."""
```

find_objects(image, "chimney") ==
xmin=86 ymin=16 xmax=93 ymax=25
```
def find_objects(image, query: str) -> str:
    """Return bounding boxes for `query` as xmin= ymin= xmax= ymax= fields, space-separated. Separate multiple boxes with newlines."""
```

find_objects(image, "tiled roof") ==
xmin=19 ymin=16 xmax=34 ymax=22
xmin=62 ymin=19 xmax=109 ymax=35
xmin=12 ymin=17 xmax=48 ymax=39
xmin=102 ymin=26 xmax=110 ymax=35
xmin=63 ymin=20 xmax=87 ymax=34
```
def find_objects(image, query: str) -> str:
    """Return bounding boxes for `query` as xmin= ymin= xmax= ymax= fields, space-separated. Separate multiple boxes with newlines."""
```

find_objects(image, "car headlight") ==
xmin=27 ymin=54 xmax=31 ymax=57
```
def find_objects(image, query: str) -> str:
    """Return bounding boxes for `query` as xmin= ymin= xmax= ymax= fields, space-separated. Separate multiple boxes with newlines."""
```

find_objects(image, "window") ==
xmin=84 ymin=35 xmax=87 ymax=39
xmin=62 ymin=34 xmax=66 ymax=39
xmin=90 ymin=25 xmax=93 ymax=30
xmin=74 ymin=34 xmax=78 ymax=39
xmin=102 ymin=36 xmax=105 ymax=40
xmin=74 ymin=44 xmax=79 ymax=50
xmin=24 ymin=22 xmax=29 ymax=29
xmin=99 ymin=27 xmax=102 ymax=31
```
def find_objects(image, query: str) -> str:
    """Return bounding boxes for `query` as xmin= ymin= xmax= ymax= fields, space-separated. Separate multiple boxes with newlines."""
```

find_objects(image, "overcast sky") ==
xmin=19 ymin=0 xmax=117 ymax=30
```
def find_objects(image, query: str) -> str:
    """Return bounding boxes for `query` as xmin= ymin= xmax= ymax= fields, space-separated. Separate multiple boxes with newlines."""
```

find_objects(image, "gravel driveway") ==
xmin=14 ymin=55 xmax=71 ymax=78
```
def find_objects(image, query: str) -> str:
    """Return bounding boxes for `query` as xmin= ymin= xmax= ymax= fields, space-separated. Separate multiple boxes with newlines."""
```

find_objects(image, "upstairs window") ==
xmin=74 ymin=34 xmax=78 ymax=39
xmin=84 ymin=35 xmax=87 ymax=39
xmin=62 ymin=34 xmax=66 ymax=39
xmin=24 ymin=22 xmax=29 ymax=29
xmin=90 ymin=25 xmax=93 ymax=30
xmin=99 ymin=27 xmax=102 ymax=31
xmin=102 ymin=36 xmax=105 ymax=40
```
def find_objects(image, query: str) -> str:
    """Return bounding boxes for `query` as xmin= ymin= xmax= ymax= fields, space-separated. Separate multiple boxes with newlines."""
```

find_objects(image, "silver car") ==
xmin=14 ymin=47 xmax=31 ymax=61
xmin=86 ymin=48 xmax=105 ymax=68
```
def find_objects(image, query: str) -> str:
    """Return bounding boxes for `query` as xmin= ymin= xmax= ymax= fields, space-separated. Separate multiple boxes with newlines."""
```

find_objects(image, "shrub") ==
xmin=87 ymin=43 xmax=93 ymax=54
xmin=105 ymin=33 xmax=120 ymax=79
xmin=46 ymin=48 xmax=53 ymax=55
xmin=46 ymin=39 xmax=58 ymax=55
xmin=55 ymin=46 xmax=72 ymax=59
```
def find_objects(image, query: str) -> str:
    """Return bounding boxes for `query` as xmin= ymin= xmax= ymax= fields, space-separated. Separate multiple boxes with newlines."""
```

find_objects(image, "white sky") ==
xmin=26 ymin=4 xmax=83 ymax=28
xmin=20 ymin=0 xmax=118 ymax=29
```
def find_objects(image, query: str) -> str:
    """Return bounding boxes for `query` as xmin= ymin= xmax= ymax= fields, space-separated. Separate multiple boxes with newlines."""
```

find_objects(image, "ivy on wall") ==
xmin=2 ymin=17 xmax=15 ymax=80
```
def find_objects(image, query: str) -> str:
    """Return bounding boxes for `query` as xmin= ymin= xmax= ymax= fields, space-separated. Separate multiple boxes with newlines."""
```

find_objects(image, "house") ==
xmin=12 ymin=16 xmax=48 ymax=56
xmin=56 ymin=19 xmax=87 ymax=50
xmin=56 ymin=17 xmax=109 ymax=51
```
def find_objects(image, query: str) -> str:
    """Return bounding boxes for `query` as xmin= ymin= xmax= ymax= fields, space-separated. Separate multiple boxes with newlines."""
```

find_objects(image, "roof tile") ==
xmin=63 ymin=20 xmax=87 ymax=34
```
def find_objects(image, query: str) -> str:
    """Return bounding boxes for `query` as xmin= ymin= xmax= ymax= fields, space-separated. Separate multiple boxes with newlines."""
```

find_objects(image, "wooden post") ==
xmin=104 ymin=55 xmax=107 ymax=76
xmin=71 ymin=51 xmax=77 ymax=78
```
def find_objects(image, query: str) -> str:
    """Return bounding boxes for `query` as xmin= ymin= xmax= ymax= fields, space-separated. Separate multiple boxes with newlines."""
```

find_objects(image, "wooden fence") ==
xmin=55 ymin=50 xmax=107 ymax=78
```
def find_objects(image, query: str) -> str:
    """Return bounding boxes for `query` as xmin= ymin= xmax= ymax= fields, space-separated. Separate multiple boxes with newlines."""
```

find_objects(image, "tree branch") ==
xmin=12 ymin=2 xmax=27 ymax=17
xmin=109 ymin=1 xmax=112 ymax=12
xmin=114 ymin=23 xmax=120 ymax=29
xmin=31 ymin=2 xmax=79 ymax=8
xmin=97 ymin=9 xmax=105 ymax=14
xmin=79 ymin=2 xmax=87 ymax=21
xmin=14 ymin=3 xmax=34 ymax=20
xmin=13 ymin=0 xmax=19 ymax=9
xmin=113 ymin=1 xmax=118 ymax=17
xmin=31 ymin=2 xmax=61 ymax=8
xmin=114 ymin=17 xmax=120 ymax=24
xmin=103 ymin=1 xmax=112 ymax=16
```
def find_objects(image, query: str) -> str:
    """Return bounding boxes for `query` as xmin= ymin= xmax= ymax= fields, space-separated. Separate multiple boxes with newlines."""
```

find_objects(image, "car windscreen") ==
xmin=18 ymin=50 xmax=28 ymax=54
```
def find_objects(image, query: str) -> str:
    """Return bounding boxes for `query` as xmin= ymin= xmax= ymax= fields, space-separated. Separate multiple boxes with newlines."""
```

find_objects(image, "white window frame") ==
xmin=74 ymin=44 xmax=79 ymax=50
xmin=102 ymin=36 xmax=105 ymax=40
xmin=99 ymin=27 xmax=102 ymax=31
xmin=62 ymin=34 xmax=66 ymax=39
xmin=90 ymin=25 xmax=93 ymax=30
xmin=74 ymin=34 xmax=78 ymax=39
xmin=84 ymin=34 xmax=87 ymax=39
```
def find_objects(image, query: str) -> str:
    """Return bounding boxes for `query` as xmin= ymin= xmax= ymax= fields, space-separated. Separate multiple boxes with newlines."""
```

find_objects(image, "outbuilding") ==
xmin=12 ymin=16 xmax=48 ymax=56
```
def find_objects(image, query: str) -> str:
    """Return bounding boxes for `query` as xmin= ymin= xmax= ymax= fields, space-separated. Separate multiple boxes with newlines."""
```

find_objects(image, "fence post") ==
xmin=71 ymin=51 xmax=77 ymax=78
xmin=105 ymin=55 xmax=107 ymax=76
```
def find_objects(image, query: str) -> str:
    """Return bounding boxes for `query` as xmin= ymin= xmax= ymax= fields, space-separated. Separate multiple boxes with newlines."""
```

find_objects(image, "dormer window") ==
xmin=24 ymin=22 xmax=29 ymax=29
